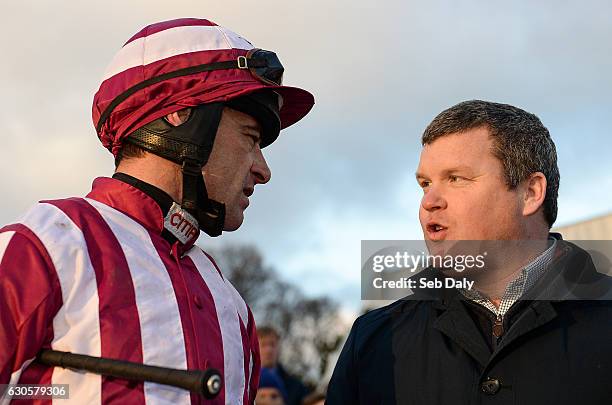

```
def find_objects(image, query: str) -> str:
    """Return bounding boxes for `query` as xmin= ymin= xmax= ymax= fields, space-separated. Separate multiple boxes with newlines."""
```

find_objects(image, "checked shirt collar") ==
xmin=459 ymin=237 xmax=557 ymax=317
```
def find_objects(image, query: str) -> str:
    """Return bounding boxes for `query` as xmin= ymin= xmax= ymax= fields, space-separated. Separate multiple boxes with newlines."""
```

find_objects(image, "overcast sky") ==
xmin=2 ymin=0 xmax=611 ymax=314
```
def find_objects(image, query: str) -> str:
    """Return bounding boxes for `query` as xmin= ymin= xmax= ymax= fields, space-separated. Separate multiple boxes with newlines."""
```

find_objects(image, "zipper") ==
xmin=493 ymin=314 xmax=504 ymax=338
xmin=492 ymin=314 xmax=504 ymax=350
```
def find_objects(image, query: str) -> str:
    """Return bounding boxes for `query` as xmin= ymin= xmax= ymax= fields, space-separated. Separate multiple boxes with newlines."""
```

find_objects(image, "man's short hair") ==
xmin=421 ymin=100 xmax=560 ymax=228
xmin=114 ymin=142 xmax=147 ymax=167
xmin=257 ymin=325 xmax=280 ymax=340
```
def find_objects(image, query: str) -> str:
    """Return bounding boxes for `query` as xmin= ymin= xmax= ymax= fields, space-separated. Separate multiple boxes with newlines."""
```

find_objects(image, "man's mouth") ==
xmin=426 ymin=222 xmax=448 ymax=240
xmin=241 ymin=187 xmax=254 ymax=209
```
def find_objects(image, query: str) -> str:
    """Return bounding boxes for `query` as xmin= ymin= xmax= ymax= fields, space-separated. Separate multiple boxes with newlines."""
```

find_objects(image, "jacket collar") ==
xmin=524 ymin=239 xmax=612 ymax=301
xmin=86 ymin=176 xmax=199 ymax=253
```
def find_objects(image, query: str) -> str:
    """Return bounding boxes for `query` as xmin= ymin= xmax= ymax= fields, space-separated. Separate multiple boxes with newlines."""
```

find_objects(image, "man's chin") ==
xmin=424 ymin=238 xmax=457 ymax=257
xmin=222 ymin=213 xmax=244 ymax=232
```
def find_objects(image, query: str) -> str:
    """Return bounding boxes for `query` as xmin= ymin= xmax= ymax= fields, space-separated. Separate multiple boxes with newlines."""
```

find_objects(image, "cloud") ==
xmin=2 ymin=0 xmax=611 ymax=313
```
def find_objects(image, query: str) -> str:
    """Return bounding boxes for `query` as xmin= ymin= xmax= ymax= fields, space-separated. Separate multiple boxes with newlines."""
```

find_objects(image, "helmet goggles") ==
xmin=238 ymin=48 xmax=284 ymax=86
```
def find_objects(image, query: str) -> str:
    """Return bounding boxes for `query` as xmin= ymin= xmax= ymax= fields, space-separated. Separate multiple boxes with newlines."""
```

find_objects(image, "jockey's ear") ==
xmin=163 ymin=108 xmax=192 ymax=127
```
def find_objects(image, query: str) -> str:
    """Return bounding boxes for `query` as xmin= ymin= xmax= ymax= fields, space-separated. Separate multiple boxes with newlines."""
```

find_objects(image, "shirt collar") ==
xmin=516 ymin=238 xmax=557 ymax=294
xmin=459 ymin=235 xmax=558 ymax=316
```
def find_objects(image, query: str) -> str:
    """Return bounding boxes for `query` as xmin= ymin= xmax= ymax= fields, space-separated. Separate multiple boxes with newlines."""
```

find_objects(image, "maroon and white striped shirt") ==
xmin=0 ymin=177 xmax=260 ymax=404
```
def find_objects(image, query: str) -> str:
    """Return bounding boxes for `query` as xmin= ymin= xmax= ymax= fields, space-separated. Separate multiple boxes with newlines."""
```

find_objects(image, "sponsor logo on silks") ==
xmin=164 ymin=202 xmax=199 ymax=244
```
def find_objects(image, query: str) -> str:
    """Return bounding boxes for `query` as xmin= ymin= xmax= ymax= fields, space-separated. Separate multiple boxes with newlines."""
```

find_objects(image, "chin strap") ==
xmin=124 ymin=93 xmax=279 ymax=240
xmin=126 ymin=103 xmax=226 ymax=238
xmin=181 ymin=158 xmax=225 ymax=237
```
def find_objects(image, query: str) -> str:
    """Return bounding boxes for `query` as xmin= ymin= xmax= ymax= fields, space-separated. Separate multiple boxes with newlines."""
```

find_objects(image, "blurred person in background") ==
xmin=256 ymin=367 xmax=288 ymax=405
xmin=258 ymin=326 xmax=311 ymax=405
xmin=0 ymin=18 xmax=313 ymax=404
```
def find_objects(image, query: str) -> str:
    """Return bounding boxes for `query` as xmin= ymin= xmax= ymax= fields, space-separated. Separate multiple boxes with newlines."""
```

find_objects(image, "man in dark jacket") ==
xmin=327 ymin=100 xmax=612 ymax=404
xmin=259 ymin=326 xmax=312 ymax=405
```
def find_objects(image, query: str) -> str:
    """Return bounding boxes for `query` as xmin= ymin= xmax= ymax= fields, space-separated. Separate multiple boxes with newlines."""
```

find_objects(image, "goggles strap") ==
xmin=97 ymin=54 xmax=276 ymax=135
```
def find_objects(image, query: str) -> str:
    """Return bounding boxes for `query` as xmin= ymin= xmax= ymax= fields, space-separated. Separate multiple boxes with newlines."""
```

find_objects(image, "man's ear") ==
xmin=164 ymin=108 xmax=192 ymax=127
xmin=522 ymin=172 xmax=547 ymax=217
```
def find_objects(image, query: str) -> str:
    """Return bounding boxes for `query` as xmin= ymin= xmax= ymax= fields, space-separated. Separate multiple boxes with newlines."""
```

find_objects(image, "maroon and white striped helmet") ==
xmin=92 ymin=18 xmax=315 ymax=157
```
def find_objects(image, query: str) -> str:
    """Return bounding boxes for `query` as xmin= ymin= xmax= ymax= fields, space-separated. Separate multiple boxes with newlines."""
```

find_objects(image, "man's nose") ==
xmin=252 ymin=147 xmax=271 ymax=185
xmin=421 ymin=185 xmax=447 ymax=211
